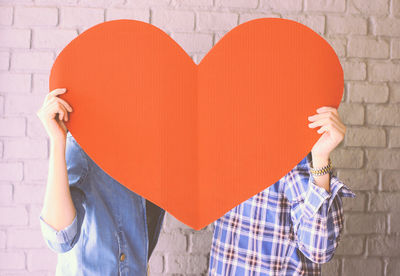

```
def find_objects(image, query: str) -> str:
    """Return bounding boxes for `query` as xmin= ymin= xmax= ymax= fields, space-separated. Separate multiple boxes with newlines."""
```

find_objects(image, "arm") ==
xmin=41 ymin=138 xmax=76 ymax=231
xmin=285 ymin=166 xmax=356 ymax=264
xmin=37 ymin=88 xmax=85 ymax=253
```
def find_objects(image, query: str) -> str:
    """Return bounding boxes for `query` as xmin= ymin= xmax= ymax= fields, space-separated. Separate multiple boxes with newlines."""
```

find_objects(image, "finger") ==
xmin=54 ymin=96 xmax=73 ymax=112
xmin=309 ymin=117 xmax=344 ymax=134
xmin=45 ymin=88 xmax=67 ymax=103
xmin=316 ymin=106 xmax=338 ymax=114
xmin=309 ymin=110 xmax=341 ymax=127
xmin=50 ymin=101 xmax=68 ymax=121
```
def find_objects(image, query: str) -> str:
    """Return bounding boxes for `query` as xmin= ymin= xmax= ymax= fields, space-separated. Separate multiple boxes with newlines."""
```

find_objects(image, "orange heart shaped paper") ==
xmin=49 ymin=18 xmax=343 ymax=230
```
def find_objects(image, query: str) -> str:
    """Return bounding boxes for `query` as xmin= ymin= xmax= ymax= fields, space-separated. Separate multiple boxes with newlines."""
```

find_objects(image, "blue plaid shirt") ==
xmin=208 ymin=152 xmax=356 ymax=275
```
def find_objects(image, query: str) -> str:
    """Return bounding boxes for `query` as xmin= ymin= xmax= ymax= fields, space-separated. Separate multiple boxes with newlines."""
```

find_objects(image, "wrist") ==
xmin=311 ymin=153 xmax=330 ymax=168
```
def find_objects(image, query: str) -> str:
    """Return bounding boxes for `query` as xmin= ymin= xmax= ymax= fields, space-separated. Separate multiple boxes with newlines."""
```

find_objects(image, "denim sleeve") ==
xmin=285 ymin=166 xmax=356 ymax=264
xmin=39 ymin=134 xmax=88 ymax=254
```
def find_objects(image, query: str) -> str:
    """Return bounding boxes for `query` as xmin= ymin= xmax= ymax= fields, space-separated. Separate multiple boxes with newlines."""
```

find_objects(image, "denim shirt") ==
xmin=39 ymin=131 xmax=165 ymax=275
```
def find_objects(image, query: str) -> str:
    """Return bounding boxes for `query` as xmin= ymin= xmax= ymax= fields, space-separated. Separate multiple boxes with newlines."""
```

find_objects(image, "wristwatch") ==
xmin=310 ymin=158 xmax=332 ymax=176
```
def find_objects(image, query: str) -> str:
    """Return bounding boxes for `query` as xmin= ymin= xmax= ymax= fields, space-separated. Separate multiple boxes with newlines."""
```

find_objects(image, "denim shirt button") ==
xmin=120 ymin=253 xmax=126 ymax=261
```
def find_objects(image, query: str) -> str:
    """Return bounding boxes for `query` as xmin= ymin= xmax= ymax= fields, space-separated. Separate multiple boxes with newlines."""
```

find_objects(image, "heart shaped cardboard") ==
xmin=49 ymin=18 xmax=343 ymax=230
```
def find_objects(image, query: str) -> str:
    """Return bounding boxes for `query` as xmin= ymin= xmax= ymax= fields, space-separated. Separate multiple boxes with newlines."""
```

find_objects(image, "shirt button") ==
xmin=120 ymin=253 xmax=126 ymax=261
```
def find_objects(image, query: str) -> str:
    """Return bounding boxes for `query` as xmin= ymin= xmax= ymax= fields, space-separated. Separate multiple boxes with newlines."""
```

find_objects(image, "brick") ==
xmin=321 ymin=258 xmax=340 ymax=275
xmin=8 ymin=229 xmax=43 ymax=248
xmin=239 ymin=13 xmax=280 ymax=25
xmin=15 ymin=6 xmax=58 ymax=26
xmin=36 ymin=0 xmax=78 ymax=4
xmin=216 ymin=0 xmax=258 ymax=8
xmin=387 ymin=258 xmax=400 ymax=275
xmin=60 ymin=7 xmax=104 ymax=28
xmin=79 ymin=0 xmax=124 ymax=7
xmin=0 ymin=6 xmax=13 ymax=25
xmin=0 ymin=73 xmax=31 ymax=93
xmin=0 ymin=230 xmax=5 ymax=248
xmin=366 ymin=149 xmax=400 ymax=170
xmin=0 ymin=96 xmax=4 ymax=116
xmin=366 ymin=104 xmax=400 ymax=126
xmin=24 ymin=160 xmax=48 ymax=181
xmin=14 ymin=184 xmax=45 ymax=204
xmin=382 ymin=170 xmax=400 ymax=191
xmin=0 ymin=29 xmax=31 ymax=48
xmin=148 ymin=253 xmax=164 ymax=274
xmin=0 ymin=206 xmax=28 ymax=226
xmin=389 ymin=127 xmax=400 ymax=148
xmin=27 ymin=248 xmax=57 ymax=271
xmin=389 ymin=83 xmax=400 ymax=103
xmin=5 ymin=95 xmax=44 ymax=115
xmin=27 ymin=116 xmax=48 ymax=139
xmin=327 ymin=15 xmax=367 ymax=35
xmin=171 ymin=33 xmax=213 ymax=53
xmin=346 ymin=213 xmax=385 ymax=234
xmin=349 ymin=0 xmax=389 ymax=15
xmin=342 ymin=192 xmax=366 ymax=211
xmin=305 ymin=0 xmax=346 ymax=12
xmin=32 ymin=73 xmax=49 ymax=94
xmin=343 ymin=258 xmax=382 ymax=276
xmin=0 ymin=117 xmax=26 ymax=136
xmin=125 ymin=0 xmax=170 ymax=7
xmin=165 ymin=253 xmax=207 ymax=274
xmin=260 ymin=0 xmax=302 ymax=11
xmin=392 ymin=39 xmax=400 ymax=59
xmin=284 ymin=15 xmax=325 ymax=35
xmin=348 ymin=82 xmax=389 ymax=103
xmin=33 ymin=29 xmax=77 ymax=49
xmin=342 ymin=61 xmax=366 ymax=81
xmin=0 ymin=251 xmax=25 ymax=270
xmin=338 ymin=103 xmax=364 ymax=125
xmin=348 ymin=37 xmax=389 ymax=58
xmin=0 ymin=163 xmax=23 ymax=181
xmin=369 ymin=62 xmax=400 ymax=82
xmin=330 ymin=148 xmax=363 ymax=169
xmin=0 ymin=183 xmax=13 ymax=204
xmin=155 ymin=232 xmax=187 ymax=252
xmin=105 ymin=8 xmax=149 ymax=22
xmin=152 ymin=10 xmax=195 ymax=32
xmin=336 ymin=235 xmax=364 ymax=255
xmin=394 ymin=0 xmax=400 ymax=15
xmin=369 ymin=192 xmax=400 ymax=212
xmin=11 ymin=51 xmax=54 ymax=72
xmin=0 ymin=51 xmax=9 ymax=70
xmin=189 ymin=231 xmax=212 ymax=253
xmin=372 ymin=17 xmax=400 ymax=36
xmin=325 ymin=37 xmax=346 ymax=57
xmin=4 ymin=138 xmax=47 ymax=159
xmin=197 ymin=12 xmax=238 ymax=31
xmin=173 ymin=0 xmax=213 ymax=6
xmin=367 ymin=235 xmax=400 ymax=256
xmin=344 ymin=127 xmax=386 ymax=147
xmin=390 ymin=213 xmax=400 ymax=233
xmin=29 ymin=204 xmax=42 ymax=228
xmin=338 ymin=169 xmax=377 ymax=191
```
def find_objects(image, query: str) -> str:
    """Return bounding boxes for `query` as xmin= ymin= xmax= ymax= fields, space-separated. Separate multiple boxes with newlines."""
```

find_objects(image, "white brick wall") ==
xmin=0 ymin=0 xmax=399 ymax=275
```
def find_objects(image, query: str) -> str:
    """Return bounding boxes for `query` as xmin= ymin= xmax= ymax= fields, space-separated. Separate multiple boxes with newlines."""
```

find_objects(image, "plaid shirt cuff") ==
xmin=302 ymin=172 xmax=353 ymax=219
xmin=39 ymin=213 xmax=78 ymax=245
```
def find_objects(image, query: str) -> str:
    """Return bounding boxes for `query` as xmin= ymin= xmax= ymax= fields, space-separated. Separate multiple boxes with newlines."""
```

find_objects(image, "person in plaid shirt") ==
xmin=208 ymin=106 xmax=356 ymax=275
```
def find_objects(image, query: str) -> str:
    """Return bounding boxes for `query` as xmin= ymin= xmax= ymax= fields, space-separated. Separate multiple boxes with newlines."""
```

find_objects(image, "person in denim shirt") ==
xmin=37 ymin=88 xmax=165 ymax=275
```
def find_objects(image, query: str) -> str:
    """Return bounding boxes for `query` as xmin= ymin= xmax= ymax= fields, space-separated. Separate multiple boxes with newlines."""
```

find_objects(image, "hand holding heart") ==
xmin=308 ymin=106 xmax=346 ymax=160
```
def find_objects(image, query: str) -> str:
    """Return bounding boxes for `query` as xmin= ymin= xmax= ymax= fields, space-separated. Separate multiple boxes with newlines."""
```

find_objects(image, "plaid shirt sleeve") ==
xmin=285 ymin=165 xmax=356 ymax=264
